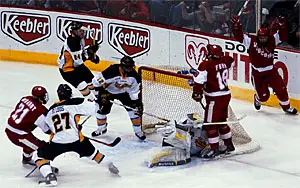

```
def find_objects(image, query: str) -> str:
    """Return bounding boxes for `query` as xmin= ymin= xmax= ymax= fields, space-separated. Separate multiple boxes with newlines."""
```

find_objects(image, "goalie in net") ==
xmin=139 ymin=46 xmax=260 ymax=165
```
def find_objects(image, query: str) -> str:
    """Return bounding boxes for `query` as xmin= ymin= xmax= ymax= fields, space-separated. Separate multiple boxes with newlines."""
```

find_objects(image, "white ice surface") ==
xmin=0 ymin=61 xmax=300 ymax=188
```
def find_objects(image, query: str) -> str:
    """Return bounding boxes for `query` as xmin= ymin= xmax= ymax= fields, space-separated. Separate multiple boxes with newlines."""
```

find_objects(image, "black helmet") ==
xmin=71 ymin=21 xmax=84 ymax=31
xmin=57 ymin=84 xmax=72 ymax=100
xmin=120 ymin=56 xmax=135 ymax=67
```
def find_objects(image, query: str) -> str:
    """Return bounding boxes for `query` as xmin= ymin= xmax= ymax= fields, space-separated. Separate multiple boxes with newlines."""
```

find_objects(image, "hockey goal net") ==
xmin=138 ymin=66 xmax=260 ymax=155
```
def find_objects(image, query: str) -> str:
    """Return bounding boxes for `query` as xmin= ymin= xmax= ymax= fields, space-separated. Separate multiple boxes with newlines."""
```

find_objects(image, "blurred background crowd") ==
xmin=1 ymin=0 xmax=299 ymax=50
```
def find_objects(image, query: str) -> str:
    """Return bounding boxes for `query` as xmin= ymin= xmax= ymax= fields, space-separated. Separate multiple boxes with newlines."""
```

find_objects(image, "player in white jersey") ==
xmin=148 ymin=113 xmax=209 ymax=167
xmin=35 ymin=84 xmax=118 ymax=186
xmin=91 ymin=56 xmax=145 ymax=140
xmin=57 ymin=21 xmax=99 ymax=101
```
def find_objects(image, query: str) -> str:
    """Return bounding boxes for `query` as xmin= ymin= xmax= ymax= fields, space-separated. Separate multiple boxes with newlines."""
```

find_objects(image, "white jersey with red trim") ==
xmin=45 ymin=98 xmax=96 ymax=144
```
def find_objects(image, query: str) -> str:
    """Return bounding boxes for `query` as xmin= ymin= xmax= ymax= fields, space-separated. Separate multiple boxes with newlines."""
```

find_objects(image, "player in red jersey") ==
xmin=231 ymin=15 xmax=297 ymax=114
xmin=5 ymin=86 xmax=50 ymax=165
xmin=192 ymin=44 xmax=235 ymax=158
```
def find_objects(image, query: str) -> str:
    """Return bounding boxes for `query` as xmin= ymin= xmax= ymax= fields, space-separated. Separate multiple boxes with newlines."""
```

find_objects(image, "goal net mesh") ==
xmin=138 ymin=66 xmax=260 ymax=154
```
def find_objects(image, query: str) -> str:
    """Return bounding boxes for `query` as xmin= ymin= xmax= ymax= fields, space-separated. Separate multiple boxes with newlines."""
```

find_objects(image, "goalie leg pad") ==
xmin=148 ymin=147 xmax=191 ymax=167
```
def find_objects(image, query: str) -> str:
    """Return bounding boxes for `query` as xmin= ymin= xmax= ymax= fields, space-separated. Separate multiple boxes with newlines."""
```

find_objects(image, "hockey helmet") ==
xmin=257 ymin=27 xmax=269 ymax=44
xmin=70 ymin=21 xmax=86 ymax=39
xmin=206 ymin=44 xmax=223 ymax=59
xmin=71 ymin=21 xmax=84 ymax=31
xmin=32 ymin=86 xmax=49 ymax=104
xmin=120 ymin=56 xmax=135 ymax=67
xmin=120 ymin=56 xmax=135 ymax=74
xmin=57 ymin=84 xmax=72 ymax=100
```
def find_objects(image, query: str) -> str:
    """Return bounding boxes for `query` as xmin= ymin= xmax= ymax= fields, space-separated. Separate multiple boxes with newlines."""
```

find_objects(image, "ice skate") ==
xmin=135 ymin=132 xmax=146 ymax=141
xmin=284 ymin=107 xmax=298 ymax=115
xmin=220 ymin=144 xmax=235 ymax=155
xmin=254 ymin=94 xmax=261 ymax=110
xmin=107 ymin=162 xmax=119 ymax=175
xmin=22 ymin=156 xmax=35 ymax=166
xmin=38 ymin=173 xmax=57 ymax=186
xmin=91 ymin=124 xmax=108 ymax=137
xmin=201 ymin=148 xmax=220 ymax=159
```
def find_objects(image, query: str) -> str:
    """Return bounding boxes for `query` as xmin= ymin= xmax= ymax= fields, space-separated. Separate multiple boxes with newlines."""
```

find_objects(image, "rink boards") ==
xmin=0 ymin=5 xmax=299 ymax=109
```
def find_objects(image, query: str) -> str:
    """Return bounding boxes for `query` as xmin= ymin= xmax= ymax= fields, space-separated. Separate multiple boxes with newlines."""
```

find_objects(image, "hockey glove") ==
xmin=90 ymin=54 xmax=100 ymax=64
xmin=87 ymin=41 xmax=99 ymax=54
xmin=192 ymin=91 xmax=203 ymax=102
xmin=132 ymin=99 xmax=144 ymax=116
xmin=87 ymin=42 xmax=100 ymax=64
xmin=230 ymin=15 xmax=240 ymax=28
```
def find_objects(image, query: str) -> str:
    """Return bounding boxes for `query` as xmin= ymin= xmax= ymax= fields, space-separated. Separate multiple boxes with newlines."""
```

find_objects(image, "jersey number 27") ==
xmin=52 ymin=112 xmax=71 ymax=133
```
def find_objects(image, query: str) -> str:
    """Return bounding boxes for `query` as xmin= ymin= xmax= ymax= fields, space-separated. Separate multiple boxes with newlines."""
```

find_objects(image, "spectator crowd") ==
xmin=1 ymin=0 xmax=299 ymax=49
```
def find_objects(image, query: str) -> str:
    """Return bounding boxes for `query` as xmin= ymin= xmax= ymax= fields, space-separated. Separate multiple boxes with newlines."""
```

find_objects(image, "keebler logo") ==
xmin=185 ymin=35 xmax=209 ymax=69
xmin=108 ymin=23 xmax=150 ymax=58
xmin=1 ymin=11 xmax=51 ymax=45
xmin=56 ymin=17 xmax=103 ymax=45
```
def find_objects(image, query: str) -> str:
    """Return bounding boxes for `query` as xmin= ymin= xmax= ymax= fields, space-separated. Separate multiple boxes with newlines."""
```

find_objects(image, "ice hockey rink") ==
xmin=0 ymin=61 xmax=300 ymax=188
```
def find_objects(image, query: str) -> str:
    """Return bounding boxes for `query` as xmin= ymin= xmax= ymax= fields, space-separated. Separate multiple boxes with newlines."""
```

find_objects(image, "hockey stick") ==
xmin=110 ymin=100 xmax=170 ymax=122
xmin=87 ymin=136 xmax=121 ymax=147
xmin=201 ymin=115 xmax=247 ymax=126
xmin=25 ymin=166 xmax=37 ymax=178
xmin=79 ymin=115 xmax=121 ymax=147
xmin=155 ymin=115 xmax=247 ymax=129
xmin=238 ymin=0 xmax=250 ymax=17
xmin=25 ymin=165 xmax=59 ymax=178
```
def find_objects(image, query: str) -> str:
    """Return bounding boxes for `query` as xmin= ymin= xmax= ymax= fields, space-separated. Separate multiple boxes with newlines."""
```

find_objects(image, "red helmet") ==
xmin=257 ymin=27 xmax=269 ymax=45
xmin=257 ymin=27 xmax=270 ymax=37
xmin=31 ymin=86 xmax=49 ymax=104
xmin=207 ymin=44 xmax=223 ymax=59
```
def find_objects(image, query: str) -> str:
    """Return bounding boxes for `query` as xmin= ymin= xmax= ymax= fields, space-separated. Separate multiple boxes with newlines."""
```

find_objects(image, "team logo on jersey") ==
xmin=108 ymin=23 xmax=150 ymax=58
xmin=185 ymin=35 xmax=209 ymax=69
xmin=56 ymin=17 xmax=103 ymax=45
xmin=1 ymin=11 xmax=51 ymax=45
